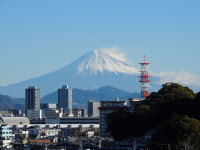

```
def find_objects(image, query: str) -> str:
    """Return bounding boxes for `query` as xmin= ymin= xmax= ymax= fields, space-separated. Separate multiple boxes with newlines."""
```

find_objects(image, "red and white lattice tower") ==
xmin=139 ymin=55 xmax=151 ymax=99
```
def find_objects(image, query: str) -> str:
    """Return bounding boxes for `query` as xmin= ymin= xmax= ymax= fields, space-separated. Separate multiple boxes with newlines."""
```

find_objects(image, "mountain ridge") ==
xmin=0 ymin=86 xmax=140 ymax=111
xmin=0 ymin=94 xmax=24 ymax=111
xmin=41 ymin=86 xmax=140 ymax=108
xmin=0 ymin=50 xmax=159 ymax=97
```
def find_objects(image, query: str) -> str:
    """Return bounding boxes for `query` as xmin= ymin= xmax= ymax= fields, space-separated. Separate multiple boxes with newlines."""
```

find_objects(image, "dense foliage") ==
xmin=157 ymin=82 xmax=195 ymax=101
xmin=106 ymin=83 xmax=200 ymax=149
xmin=151 ymin=113 xmax=200 ymax=150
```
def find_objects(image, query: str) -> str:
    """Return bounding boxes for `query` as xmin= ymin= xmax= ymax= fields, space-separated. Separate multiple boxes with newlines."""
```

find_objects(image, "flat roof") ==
xmin=2 ymin=117 xmax=30 ymax=125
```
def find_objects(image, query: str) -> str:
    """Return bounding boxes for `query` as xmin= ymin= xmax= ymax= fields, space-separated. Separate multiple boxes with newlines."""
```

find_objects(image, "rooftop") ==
xmin=2 ymin=117 xmax=30 ymax=125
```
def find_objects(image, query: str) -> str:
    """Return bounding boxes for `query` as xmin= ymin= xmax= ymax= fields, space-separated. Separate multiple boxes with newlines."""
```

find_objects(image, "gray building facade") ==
xmin=88 ymin=100 xmax=100 ymax=117
xmin=58 ymin=85 xmax=72 ymax=115
xmin=73 ymin=109 xmax=87 ymax=117
xmin=25 ymin=86 xmax=40 ymax=116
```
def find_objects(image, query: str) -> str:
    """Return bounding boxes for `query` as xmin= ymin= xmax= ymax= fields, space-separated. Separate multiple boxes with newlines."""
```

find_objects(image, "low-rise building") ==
xmin=45 ymin=109 xmax=60 ymax=124
xmin=27 ymin=109 xmax=42 ymax=120
xmin=72 ymin=109 xmax=82 ymax=117
xmin=60 ymin=117 xmax=99 ymax=124
xmin=27 ymin=126 xmax=40 ymax=139
xmin=73 ymin=109 xmax=87 ymax=117
xmin=1 ymin=117 xmax=30 ymax=125
xmin=0 ymin=124 xmax=14 ymax=148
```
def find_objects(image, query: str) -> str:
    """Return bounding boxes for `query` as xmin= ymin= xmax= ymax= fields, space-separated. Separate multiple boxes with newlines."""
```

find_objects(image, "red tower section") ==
xmin=139 ymin=55 xmax=151 ymax=99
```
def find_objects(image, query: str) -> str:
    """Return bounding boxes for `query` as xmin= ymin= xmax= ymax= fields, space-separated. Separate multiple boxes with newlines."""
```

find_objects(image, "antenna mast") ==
xmin=139 ymin=55 xmax=150 ymax=99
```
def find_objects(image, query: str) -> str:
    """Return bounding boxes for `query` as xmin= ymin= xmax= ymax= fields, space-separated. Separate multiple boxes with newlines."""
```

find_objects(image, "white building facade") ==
xmin=88 ymin=100 xmax=100 ymax=117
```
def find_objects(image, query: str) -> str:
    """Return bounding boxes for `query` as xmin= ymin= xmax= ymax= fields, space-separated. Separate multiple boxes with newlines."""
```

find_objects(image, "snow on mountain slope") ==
xmin=77 ymin=50 xmax=139 ymax=75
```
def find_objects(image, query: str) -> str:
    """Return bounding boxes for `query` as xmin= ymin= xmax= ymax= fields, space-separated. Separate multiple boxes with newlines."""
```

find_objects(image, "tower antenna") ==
xmin=139 ymin=56 xmax=150 ymax=99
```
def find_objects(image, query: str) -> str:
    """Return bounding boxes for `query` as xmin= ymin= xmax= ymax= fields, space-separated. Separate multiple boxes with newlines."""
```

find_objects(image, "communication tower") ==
xmin=139 ymin=55 xmax=150 ymax=99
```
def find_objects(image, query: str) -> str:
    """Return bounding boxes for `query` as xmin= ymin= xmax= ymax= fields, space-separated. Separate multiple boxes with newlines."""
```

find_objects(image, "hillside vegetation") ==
xmin=106 ymin=83 xmax=200 ymax=149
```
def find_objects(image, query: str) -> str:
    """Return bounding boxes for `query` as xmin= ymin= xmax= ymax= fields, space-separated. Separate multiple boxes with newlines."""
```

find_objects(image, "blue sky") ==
xmin=0 ymin=0 xmax=200 ymax=88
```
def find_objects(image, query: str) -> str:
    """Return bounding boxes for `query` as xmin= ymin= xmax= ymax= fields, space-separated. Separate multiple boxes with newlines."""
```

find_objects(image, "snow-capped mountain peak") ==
xmin=0 ymin=48 xmax=147 ymax=97
xmin=77 ymin=50 xmax=139 ymax=75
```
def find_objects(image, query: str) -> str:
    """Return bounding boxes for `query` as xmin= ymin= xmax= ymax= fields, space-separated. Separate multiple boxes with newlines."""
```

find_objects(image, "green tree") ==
xmin=157 ymin=82 xmax=195 ymax=101
xmin=196 ymin=91 xmax=200 ymax=100
xmin=106 ymin=83 xmax=200 ymax=145
xmin=135 ymin=105 xmax=151 ymax=115
xmin=106 ymin=108 xmax=132 ymax=140
xmin=151 ymin=113 xmax=200 ymax=150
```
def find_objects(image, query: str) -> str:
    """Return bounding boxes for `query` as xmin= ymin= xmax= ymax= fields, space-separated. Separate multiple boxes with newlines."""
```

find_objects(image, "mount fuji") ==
xmin=0 ymin=50 xmax=160 ymax=98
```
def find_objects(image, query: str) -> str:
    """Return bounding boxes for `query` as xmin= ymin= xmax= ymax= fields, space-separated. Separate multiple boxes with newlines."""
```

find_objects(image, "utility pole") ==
xmin=133 ymin=140 xmax=137 ymax=150
xmin=168 ymin=143 xmax=171 ymax=150
xmin=79 ymin=138 xmax=83 ymax=150
xmin=98 ymin=140 xmax=101 ymax=149
xmin=184 ymin=141 xmax=187 ymax=150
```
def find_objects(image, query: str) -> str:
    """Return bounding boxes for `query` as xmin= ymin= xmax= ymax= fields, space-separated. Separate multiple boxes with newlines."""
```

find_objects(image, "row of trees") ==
xmin=106 ymin=83 xmax=200 ymax=149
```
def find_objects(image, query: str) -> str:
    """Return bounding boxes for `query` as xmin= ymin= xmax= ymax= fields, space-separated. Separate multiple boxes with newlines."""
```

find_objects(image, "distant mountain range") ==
xmin=41 ymin=86 xmax=140 ymax=108
xmin=0 ymin=50 xmax=160 ymax=98
xmin=0 ymin=94 xmax=24 ymax=111
xmin=0 ymin=86 xmax=140 ymax=111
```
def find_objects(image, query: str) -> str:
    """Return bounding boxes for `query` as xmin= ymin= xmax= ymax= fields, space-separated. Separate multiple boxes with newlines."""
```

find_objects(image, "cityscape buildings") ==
xmin=1 ymin=55 xmax=152 ymax=149
xmin=0 ymin=79 xmax=153 ymax=149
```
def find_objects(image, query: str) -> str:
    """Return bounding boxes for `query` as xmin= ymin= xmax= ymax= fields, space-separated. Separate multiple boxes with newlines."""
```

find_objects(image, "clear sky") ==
xmin=0 ymin=0 xmax=200 ymax=88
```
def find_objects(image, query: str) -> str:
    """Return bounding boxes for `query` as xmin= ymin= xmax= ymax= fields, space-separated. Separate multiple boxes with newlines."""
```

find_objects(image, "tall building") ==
xmin=58 ymin=85 xmax=73 ymax=116
xmin=25 ymin=86 xmax=40 ymax=116
xmin=88 ymin=100 xmax=100 ymax=117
